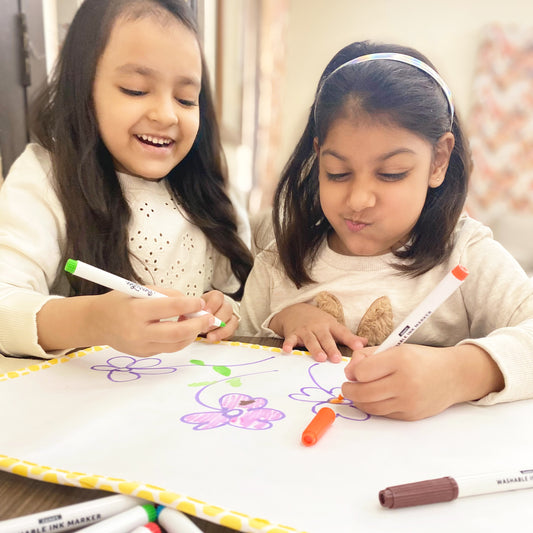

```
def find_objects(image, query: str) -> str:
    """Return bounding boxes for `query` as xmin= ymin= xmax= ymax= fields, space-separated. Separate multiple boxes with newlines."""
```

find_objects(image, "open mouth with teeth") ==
xmin=136 ymin=134 xmax=174 ymax=147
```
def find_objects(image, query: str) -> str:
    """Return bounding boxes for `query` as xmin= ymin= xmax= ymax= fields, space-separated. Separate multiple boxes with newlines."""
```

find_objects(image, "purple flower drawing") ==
xmin=181 ymin=393 xmax=285 ymax=430
xmin=289 ymin=363 xmax=370 ymax=421
xmin=91 ymin=356 xmax=178 ymax=382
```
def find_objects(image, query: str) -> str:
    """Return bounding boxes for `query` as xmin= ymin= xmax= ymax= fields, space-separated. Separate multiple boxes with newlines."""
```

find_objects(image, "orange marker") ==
xmin=301 ymin=407 xmax=336 ymax=446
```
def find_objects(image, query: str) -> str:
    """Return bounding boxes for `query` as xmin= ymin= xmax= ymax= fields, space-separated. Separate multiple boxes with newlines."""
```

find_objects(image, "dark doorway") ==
xmin=0 ymin=0 xmax=47 ymax=178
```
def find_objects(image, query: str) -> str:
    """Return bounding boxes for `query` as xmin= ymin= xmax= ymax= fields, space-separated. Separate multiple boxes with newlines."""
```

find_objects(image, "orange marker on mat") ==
xmin=301 ymin=407 xmax=336 ymax=446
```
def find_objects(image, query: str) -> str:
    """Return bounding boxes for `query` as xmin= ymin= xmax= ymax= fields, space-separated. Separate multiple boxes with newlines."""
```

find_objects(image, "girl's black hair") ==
xmin=273 ymin=40 xmax=472 ymax=288
xmin=30 ymin=0 xmax=252 ymax=299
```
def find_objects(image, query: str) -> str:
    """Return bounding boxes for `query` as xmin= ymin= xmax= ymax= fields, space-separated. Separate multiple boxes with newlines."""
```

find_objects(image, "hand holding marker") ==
xmin=308 ymin=266 xmax=469 ymax=446
xmin=64 ymin=259 xmax=225 ymax=327
xmin=374 ymin=264 xmax=468 ymax=354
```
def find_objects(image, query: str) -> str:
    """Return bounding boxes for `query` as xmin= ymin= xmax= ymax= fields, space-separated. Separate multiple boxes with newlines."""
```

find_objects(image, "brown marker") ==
xmin=379 ymin=469 xmax=533 ymax=509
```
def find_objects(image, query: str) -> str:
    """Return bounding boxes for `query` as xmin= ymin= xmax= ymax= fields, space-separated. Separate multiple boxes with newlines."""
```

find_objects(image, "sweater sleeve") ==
xmin=0 ymin=144 xmax=68 ymax=358
xmin=454 ymin=221 xmax=533 ymax=405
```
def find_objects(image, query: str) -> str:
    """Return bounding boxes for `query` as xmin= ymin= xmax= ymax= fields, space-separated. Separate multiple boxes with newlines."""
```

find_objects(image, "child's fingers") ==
xmin=114 ymin=316 xmax=211 ymax=357
xmin=286 ymin=329 xmax=328 ymax=361
xmin=344 ymin=348 xmax=389 ymax=381
xmin=330 ymin=323 xmax=367 ymax=351
xmin=149 ymin=313 xmax=213 ymax=342
xmin=346 ymin=395 xmax=400 ymax=418
xmin=206 ymin=314 xmax=239 ymax=342
xmin=202 ymin=290 xmax=225 ymax=314
xmin=133 ymin=292 xmax=206 ymax=322
xmin=282 ymin=334 xmax=300 ymax=354
xmin=283 ymin=332 xmax=326 ymax=360
xmin=311 ymin=330 xmax=343 ymax=362
xmin=342 ymin=373 xmax=396 ymax=403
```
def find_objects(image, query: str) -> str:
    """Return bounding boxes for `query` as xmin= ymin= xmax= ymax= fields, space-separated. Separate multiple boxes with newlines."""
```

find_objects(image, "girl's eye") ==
xmin=326 ymin=172 xmax=350 ymax=182
xmin=120 ymin=87 xmax=146 ymax=97
xmin=379 ymin=171 xmax=408 ymax=182
xmin=177 ymin=98 xmax=199 ymax=107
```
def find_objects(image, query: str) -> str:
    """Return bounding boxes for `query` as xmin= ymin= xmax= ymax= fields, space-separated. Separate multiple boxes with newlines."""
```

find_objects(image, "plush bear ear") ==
xmin=313 ymin=291 xmax=346 ymax=325
xmin=356 ymin=296 xmax=393 ymax=346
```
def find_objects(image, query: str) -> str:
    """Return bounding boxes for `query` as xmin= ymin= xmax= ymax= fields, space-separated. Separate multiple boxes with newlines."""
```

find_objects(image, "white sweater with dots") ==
xmin=0 ymin=144 xmax=251 ymax=358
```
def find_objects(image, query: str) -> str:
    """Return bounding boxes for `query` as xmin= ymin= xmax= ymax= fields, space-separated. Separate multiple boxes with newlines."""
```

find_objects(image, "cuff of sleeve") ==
xmin=459 ymin=331 xmax=533 ymax=405
xmin=224 ymin=294 xmax=241 ymax=320
xmin=0 ymin=291 xmax=64 ymax=358
xmin=260 ymin=313 xmax=282 ymax=338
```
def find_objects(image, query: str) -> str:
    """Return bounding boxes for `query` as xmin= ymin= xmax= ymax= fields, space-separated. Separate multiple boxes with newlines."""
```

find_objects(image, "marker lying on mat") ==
xmin=301 ymin=407 xmax=336 ymax=446
xmin=156 ymin=505 xmax=203 ymax=533
xmin=0 ymin=494 xmax=148 ymax=533
xmin=374 ymin=264 xmax=468 ymax=354
xmin=77 ymin=504 xmax=156 ymax=532
xmin=65 ymin=259 xmax=225 ymax=328
xmin=379 ymin=468 xmax=533 ymax=508
xmin=130 ymin=523 xmax=162 ymax=533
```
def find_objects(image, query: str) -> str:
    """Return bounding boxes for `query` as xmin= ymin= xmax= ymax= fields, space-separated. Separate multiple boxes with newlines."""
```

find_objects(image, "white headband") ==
xmin=316 ymin=52 xmax=454 ymax=129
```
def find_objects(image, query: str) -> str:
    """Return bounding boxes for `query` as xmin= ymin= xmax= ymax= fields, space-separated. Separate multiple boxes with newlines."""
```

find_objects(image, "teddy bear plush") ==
xmin=313 ymin=292 xmax=393 ymax=346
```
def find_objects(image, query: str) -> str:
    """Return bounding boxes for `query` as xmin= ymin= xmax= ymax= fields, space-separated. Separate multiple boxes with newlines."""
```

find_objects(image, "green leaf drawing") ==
xmin=213 ymin=365 xmax=231 ymax=376
xmin=190 ymin=359 xmax=205 ymax=366
xmin=188 ymin=381 xmax=214 ymax=387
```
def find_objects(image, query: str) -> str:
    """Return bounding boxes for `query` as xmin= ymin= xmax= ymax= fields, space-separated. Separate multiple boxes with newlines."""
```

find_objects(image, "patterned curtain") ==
xmin=467 ymin=23 xmax=533 ymax=272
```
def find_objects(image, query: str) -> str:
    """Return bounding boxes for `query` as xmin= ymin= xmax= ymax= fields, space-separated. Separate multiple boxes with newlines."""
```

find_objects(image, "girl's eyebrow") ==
xmin=321 ymin=147 xmax=415 ymax=162
xmin=321 ymin=148 xmax=347 ymax=161
xmin=377 ymin=148 xmax=416 ymax=161
xmin=115 ymin=63 xmax=201 ymax=89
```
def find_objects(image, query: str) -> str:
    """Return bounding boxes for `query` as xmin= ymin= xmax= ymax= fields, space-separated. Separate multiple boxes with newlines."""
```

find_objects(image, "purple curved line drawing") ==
xmin=91 ymin=355 xmax=277 ymax=383
xmin=194 ymin=356 xmax=276 ymax=369
xmin=181 ymin=370 xmax=285 ymax=431
xmin=289 ymin=362 xmax=371 ymax=421
xmin=91 ymin=356 xmax=178 ymax=382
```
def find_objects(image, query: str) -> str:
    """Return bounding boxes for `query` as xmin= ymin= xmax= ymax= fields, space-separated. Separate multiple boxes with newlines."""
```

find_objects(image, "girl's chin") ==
xmin=329 ymin=236 xmax=394 ymax=257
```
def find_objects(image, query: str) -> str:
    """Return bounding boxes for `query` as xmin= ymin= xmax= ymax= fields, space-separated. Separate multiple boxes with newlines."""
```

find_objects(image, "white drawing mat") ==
xmin=1 ymin=339 xmax=533 ymax=533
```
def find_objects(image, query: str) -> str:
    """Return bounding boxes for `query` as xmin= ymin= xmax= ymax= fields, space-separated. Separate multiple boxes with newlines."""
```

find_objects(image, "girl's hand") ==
xmin=201 ymin=289 xmax=238 ymax=341
xmin=341 ymin=343 xmax=504 ymax=420
xmin=269 ymin=303 xmax=366 ymax=363
xmin=88 ymin=288 xmax=213 ymax=357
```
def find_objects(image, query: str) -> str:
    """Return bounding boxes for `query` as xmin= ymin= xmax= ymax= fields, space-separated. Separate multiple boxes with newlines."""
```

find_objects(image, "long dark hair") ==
xmin=273 ymin=40 xmax=472 ymax=288
xmin=31 ymin=0 xmax=252 ymax=299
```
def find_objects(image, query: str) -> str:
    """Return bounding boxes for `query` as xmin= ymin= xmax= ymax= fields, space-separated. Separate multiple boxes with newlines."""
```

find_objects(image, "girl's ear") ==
xmin=313 ymin=137 xmax=319 ymax=155
xmin=429 ymin=132 xmax=455 ymax=188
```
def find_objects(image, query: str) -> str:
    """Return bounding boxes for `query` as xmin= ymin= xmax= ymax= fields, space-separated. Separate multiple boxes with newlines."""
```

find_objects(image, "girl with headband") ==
xmin=238 ymin=41 xmax=533 ymax=420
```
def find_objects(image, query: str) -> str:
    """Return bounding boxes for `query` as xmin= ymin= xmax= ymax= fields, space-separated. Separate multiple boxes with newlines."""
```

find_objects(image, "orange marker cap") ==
xmin=301 ymin=407 xmax=336 ymax=446
xmin=451 ymin=265 xmax=469 ymax=281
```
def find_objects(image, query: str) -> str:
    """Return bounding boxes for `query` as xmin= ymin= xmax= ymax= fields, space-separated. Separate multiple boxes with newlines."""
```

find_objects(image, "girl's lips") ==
xmin=345 ymin=219 xmax=369 ymax=232
xmin=134 ymin=135 xmax=175 ymax=154
xmin=136 ymin=133 xmax=174 ymax=146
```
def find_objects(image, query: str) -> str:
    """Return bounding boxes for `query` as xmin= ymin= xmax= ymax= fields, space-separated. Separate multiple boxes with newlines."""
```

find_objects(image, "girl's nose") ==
xmin=347 ymin=178 xmax=376 ymax=212
xmin=147 ymin=96 xmax=179 ymax=126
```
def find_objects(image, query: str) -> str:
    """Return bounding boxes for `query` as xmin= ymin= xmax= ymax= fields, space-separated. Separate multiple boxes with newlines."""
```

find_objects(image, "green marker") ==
xmin=65 ymin=258 xmax=226 ymax=327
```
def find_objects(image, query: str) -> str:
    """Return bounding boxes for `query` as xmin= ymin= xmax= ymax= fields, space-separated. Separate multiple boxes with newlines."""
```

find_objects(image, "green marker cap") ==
xmin=142 ymin=504 xmax=157 ymax=522
xmin=64 ymin=258 xmax=78 ymax=274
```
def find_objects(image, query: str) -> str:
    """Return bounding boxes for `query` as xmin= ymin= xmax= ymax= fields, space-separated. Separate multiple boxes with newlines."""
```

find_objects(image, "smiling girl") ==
xmin=237 ymin=41 xmax=533 ymax=420
xmin=0 ymin=0 xmax=252 ymax=358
